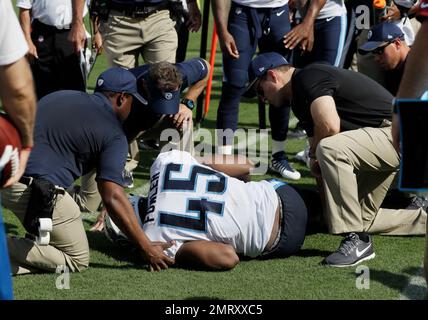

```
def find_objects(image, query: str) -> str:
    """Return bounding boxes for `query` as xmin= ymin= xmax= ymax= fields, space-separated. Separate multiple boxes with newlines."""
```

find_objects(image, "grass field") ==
xmin=2 ymin=2 xmax=428 ymax=300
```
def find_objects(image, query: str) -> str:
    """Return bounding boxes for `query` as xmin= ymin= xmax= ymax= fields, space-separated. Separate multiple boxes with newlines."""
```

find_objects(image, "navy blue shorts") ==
xmin=261 ymin=182 xmax=308 ymax=259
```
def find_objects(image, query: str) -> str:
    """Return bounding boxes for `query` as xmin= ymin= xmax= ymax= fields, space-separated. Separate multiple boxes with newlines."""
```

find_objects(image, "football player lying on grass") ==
xmin=100 ymin=150 xmax=308 ymax=271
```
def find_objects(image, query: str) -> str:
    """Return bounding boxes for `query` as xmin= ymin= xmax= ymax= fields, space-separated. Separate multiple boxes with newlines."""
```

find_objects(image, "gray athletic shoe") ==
xmin=287 ymin=127 xmax=307 ymax=139
xmin=322 ymin=233 xmax=375 ymax=267
xmin=406 ymin=196 xmax=428 ymax=211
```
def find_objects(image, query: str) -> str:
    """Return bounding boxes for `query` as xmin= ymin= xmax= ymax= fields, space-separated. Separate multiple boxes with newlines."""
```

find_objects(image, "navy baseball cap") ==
xmin=146 ymin=80 xmax=181 ymax=115
xmin=95 ymin=67 xmax=147 ymax=105
xmin=358 ymin=22 xmax=404 ymax=55
xmin=243 ymin=52 xmax=290 ymax=98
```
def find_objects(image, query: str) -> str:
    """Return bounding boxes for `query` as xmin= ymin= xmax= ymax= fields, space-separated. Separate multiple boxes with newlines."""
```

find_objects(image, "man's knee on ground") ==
xmin=75 ymin=253 xmax=90 ymax=272
xmin=67 ymin=247 xmax=90 ymax=273
xmin=7 ymin=236 xmax=90 ymax=273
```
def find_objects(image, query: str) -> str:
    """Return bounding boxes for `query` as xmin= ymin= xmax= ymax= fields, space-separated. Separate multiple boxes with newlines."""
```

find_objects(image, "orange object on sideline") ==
xmin=204 ymin=23 xmax=218 ymax=118
xmin=373 ymin=0 xmax=386 ymax=9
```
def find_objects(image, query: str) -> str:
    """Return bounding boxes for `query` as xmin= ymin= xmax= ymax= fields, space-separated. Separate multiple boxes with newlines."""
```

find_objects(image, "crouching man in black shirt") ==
xmin=244 ymin=52 xmax=427 ymax=267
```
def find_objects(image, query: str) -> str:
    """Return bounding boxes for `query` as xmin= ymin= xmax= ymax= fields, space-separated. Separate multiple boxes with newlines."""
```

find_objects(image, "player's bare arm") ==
xmin=69 ymin=0 xmax=86 ymax=53
xmin=18 ymin=8 xmax=38 ymax=61
xmin=197 ymin=154 xmax=255 ymax=182
xmin=176 ymin=240 xmax=239 ymax=270
xmin=284 ymin=0 xmax=327 ymax=51
xmin=0 ymin=57 xmax=36 ymax=187
xmin=173 ymin=59 xmax=210 ymax=128
xmin=309 ymin=96 xmax=340 ymax=178
xmin=212 ymin=0 xmax=239 ymax=59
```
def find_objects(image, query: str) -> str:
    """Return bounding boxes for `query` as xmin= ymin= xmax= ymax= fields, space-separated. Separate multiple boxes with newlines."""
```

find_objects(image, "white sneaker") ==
xmin=270 ymin=152 xmax=301 ymax=180
xmin=294 ymin=145 xmax=310 ymax=168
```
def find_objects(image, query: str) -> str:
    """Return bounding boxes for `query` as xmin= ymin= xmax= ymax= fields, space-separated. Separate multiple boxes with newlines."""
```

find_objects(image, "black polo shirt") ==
xmin=385 ymin=57 xmax=407 ymax=96
xmin=25 ymin=91 xmax=128 ymax=188
xmin=291 ymin=63 xmax=394 ymax=137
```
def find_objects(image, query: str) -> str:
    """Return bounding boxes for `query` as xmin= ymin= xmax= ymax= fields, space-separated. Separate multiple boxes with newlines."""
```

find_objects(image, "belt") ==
xmin=110 ymin=2 xmax=168 ymax=19
xmin=32 ymin=19 xmax=70 ymax=33
xmin=19 ymin=176 xmax=33 ymax=186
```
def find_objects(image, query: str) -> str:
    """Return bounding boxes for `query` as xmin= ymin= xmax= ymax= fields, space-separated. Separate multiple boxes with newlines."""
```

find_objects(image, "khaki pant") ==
xmin=100 ymin=9 xmax=178 ymax=67
xmin=317 ymin=126 xmax=427 ymax=235
xmin=2 ymin=182 xmax=89 ymax=275
xmin=68 ymin=169 xmax=102 ymax=213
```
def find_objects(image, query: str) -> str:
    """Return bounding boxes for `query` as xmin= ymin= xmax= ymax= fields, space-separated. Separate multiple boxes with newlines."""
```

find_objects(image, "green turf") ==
xmin=3 ymin=2 xmax=428 ymax=300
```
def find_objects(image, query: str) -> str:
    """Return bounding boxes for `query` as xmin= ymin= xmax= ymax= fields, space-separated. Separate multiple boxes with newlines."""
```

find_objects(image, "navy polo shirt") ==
xmin=25 ymin=91 xmax=128 ymax=188
xmin=123 ymin=58 xmax=208 ymax=140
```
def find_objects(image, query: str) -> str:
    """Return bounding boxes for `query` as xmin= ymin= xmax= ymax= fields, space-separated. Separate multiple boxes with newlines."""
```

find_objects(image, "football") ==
xmin=0 ymin=113 xmax=22 ymax=187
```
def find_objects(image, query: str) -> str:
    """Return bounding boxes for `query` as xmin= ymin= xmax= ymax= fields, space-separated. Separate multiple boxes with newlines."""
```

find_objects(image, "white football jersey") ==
xmin=141 ymin=151 xmax=279 ymax=258
xmin=0 ymin=0 xmax=28 ymax=66
xmin=16 ymin=0 xmax=87 ymax=29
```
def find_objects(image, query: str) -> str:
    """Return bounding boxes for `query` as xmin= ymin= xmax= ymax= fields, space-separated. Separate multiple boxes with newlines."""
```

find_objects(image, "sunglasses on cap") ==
xmin=372 ymin=36 xmax=403 ymax=55
xmin=372 ymin=42 xmax=393 ymax=55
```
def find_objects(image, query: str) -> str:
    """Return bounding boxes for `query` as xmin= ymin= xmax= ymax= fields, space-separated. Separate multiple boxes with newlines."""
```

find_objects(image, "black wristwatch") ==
xmin=181 ymin=98 xmax=195 ymax=110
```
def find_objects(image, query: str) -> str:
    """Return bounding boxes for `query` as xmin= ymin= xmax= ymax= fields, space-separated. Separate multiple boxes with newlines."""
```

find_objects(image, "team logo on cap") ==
xmin=387 ymin=34 xmax=393 ymax=39
xmin=367 ymin=31 xmax=372 ymax=40
xmin=97 ymin=79 xmax=104 ymax=87
xmin=258 ymin=67 xmax=265 ymax=73
xmin=164 ymin=92 xmax=173 ymax=100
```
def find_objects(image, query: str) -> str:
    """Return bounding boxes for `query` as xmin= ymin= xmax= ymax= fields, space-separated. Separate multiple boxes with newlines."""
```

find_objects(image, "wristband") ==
xmin=22 ymin=146 xmax=33 ymax=152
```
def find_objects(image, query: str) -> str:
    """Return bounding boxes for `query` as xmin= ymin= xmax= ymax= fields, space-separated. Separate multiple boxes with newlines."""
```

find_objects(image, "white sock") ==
xmin=272 ymin=139 xmax=285 ymax=156
xmin=217 ymin=145 xmax=233 ymax=155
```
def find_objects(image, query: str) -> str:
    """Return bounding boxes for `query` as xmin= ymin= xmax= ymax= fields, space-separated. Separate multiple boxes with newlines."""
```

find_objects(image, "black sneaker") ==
xmin=406 ymin=196 xmax=428 ymax=211
xmin=138 ymin=139 xmax=159 ymax=151
xmin=322 ymin=233 xmax=375 ymax=267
